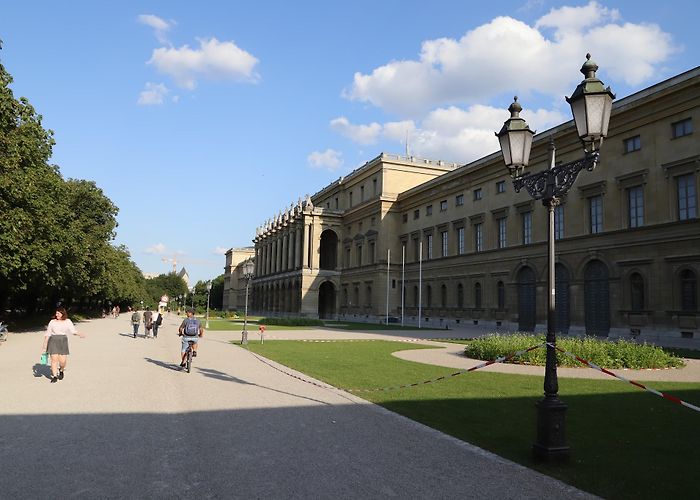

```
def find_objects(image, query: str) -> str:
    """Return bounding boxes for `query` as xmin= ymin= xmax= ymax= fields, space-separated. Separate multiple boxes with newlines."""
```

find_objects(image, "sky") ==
xmin=1 ymin=1 xmax=698 ymax=285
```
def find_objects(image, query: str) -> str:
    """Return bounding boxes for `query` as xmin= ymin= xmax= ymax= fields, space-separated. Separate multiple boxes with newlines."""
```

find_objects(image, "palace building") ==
xmin=229 ymin=66 xmax=700 ymax=346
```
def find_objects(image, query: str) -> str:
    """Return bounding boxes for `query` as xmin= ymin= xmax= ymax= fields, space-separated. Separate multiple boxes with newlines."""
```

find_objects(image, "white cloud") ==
xmin=345 ymin=1 xmax=677 ymax=116
xmin=137 ymin=82 xmax=169 ymax=105
xmin=145 ymin=243 xmax=167 ymax=254
xmin=308 ymin=149 xmax=344 ymax=171
xmin=212 ymin=246 xmax=228 ymax=255
xmin=330 ymin=117 xmax=382 ymax=145
xmin=148 ymin=37 xmax=260 ymax=89
xmin=137 ymin=14 xmax=175 ymax=45
xmin=332 ymin=105 xmax=565 ymax=165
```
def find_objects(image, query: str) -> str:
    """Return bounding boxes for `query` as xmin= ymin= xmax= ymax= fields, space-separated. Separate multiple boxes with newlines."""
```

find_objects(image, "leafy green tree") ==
xmin=145 ymin=273 xmax=188 ymax=309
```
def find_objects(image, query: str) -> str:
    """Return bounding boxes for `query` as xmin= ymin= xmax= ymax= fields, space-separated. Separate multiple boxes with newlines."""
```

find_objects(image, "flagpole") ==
xmin=401 ymin=244 xmax=405 ymax=327
xmin=418 ymin=240 xmax=422 ymax=329
xmin=386 ymin=249 xmax=390 ymax=324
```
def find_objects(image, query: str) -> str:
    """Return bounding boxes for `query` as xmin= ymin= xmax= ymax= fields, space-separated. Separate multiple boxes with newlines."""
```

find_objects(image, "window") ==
xmin=678 ymin=174 xmax=697 ymax=220
xmin=457 ymin=227 xmax=465 ymax=255
xmin=371 ymin=217 xmax=376 ymax=226
xmin=426 ymin=234 xmax=433 ymax=260
xmin=343 ymin=288 xmax=348 ymax=306
xmin=630 ymin=273 xmax=644 ymax=312
xmin=497 ymin=218 xmax=507 ymax=249
xmin=335 ymin=197 xmax=339 ymax=209
xmin=413 ymin=239 xmax=420 ymax=262
xmin=358 ymin=221 xmax=363 ymax=231
xmin=413 ymin=209 xmax=420 ymax=220
xmin=672 ymin=118 xmax=693 ymax=139
xmin=354 ymin=286 xmax=359 ymax=307
xmin=349 ymin=191 xmax=353 ymax=206
xmin=496 ymin=181 xmax=506 ymax=193
xmin=624 ymin=135 xmax=641 ymax=153
xmin=369 ymin=241 xmax=375 ymax=264
xmin=474 ymin=223 xmax=483 ymax=252
xmin=402 ymin=213 xmax=408 ymax=223
xmin=457 ymin=283 xmax=464 ymax=308
xmin=456 ymin=194 xmax=464 ymax=206
xmin=681 ymin=269 xmax=697 ymax=311
xmin=628 ymin=186 xmax=644 ymax=228
xmin=373 ymin=178 xmax=377 ymax=195
xmin=356 ymin=245 xmax=362 ymax=266
xmin=426 ymin=205 xmax=433 ymax=216
xmin=360 ymin=186 xmax=365 ymax=201
xmin=413 ymin=286 xmax=419 ymax=307
xmin=440 ymin=200 xmax=448 ymax=211
xmin=426 ymin=285 xmax=432 ymax=307
xmin=474 ymin=282 xmax=482 ymax=308
xmin=441 ymin=284 xmax=447 ymax=308
xmin=522 ymin=211 xmax=532 ymax=244
xmin=589 ymin=195 xmax=603 ymax=234
xmin=497 ymin=281 xmax=505 ymax=310
xmin=474 ymin=188 xmax=482 ymax=201
xmin=441 ymin=231 xmax=448 ymax=257
xmin=366 ymin=285 xmax=372 ymax=307
xmin=555 ymin=205 xmax=565 ymax=240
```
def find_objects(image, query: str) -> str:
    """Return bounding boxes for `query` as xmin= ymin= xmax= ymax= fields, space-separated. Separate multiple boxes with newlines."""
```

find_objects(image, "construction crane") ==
xmin=161 ymin=256 xmax=177 ymax=273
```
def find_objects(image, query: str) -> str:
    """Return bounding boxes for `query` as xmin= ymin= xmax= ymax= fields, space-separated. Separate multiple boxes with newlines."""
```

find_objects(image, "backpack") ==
xmin=131 ymin=312 xmax=140 ymax=324
xmin=183 ymin=318 xmax=200 ymax=336
xmin=155 ymin=313 xmax=163 ymax=326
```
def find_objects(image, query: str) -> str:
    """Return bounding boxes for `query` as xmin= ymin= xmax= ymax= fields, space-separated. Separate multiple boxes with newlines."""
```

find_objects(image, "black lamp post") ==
xmin=496 ymin=54 xmax=614 ymax=461
xmin=241 ymin=259 xmax=255 ymax=345
xmin=205 ymin=281 xmax=212 ymax=329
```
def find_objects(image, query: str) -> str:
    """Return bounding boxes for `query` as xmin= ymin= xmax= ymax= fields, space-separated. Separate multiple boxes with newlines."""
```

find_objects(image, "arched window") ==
xmin=474 ymin=282 xmax=482 ymax=308
xmin=630 ymin=273 xmax=644 ymax=312
xmin=343 ymin=288 xmax=348 ymax=306
xmin=457 ymin=283 xmax=464 ymax=308
xmin=681 ymin=269 xmax=697 ymax=311
xmin=427 ymin=285 xmax=432 ymax=307
xmin=366 ymin=285 xmax=372 ymax=307
xmin=413 ymin=286 xmax=419 ymax=307
xmin=497 ymin=281 xmax=505 ymax=310
xmin=441 ymin=284 xmax=447 ymax=308
xmin=353 ymin=286 xmax=359 ymax=308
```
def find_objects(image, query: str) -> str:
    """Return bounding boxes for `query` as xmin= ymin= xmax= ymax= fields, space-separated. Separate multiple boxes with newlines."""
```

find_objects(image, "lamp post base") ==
xmin=241 ymin=330 xmax=248 ymax=345
xmin=533 ymin=396 xmax=570 ymax=462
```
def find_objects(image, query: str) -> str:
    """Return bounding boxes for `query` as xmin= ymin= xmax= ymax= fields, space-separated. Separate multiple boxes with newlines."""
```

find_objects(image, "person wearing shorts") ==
xmin=41 ymin=307 xmax=85 ymax=383
xmin=178 ymin=308 xmax=203 ymax=368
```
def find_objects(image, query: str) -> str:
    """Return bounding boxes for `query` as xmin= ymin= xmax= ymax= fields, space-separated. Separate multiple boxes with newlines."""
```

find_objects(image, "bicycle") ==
xmin=183 ymin=339 xmax=196 ymax=373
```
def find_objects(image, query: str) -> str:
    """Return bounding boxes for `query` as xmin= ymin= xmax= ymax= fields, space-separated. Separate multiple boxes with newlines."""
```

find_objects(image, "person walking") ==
xmin=131 ymin=309 xmax=141 ymax=338
xmin=143 ymin=309 xmax=153 ymax=339
xmin=152 ymin=310 xmax=163 ymax=338
xmin=41 ymin=307 xmax=85 ymax=383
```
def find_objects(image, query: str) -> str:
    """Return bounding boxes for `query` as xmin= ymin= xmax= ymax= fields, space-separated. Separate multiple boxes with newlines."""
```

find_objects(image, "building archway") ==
xmin=318 ymin=281 xmax=336 ymax=319
xmin=319 ymin=230 xmax=339 ymax=270
xmin=584 ymin=259 xmax=610 ymax=336
xmin=517 ymin=267 xmax=536 ymax=331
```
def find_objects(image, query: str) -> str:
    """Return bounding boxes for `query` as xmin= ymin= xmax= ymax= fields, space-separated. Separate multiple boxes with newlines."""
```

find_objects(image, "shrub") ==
xmin=258 ymin=317 xmax=324 ymax=327
xmin=463 ymin=334 xmax=685 ymax=369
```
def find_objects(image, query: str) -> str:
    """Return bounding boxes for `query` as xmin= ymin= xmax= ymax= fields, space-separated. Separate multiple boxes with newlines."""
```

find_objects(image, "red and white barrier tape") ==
xmin=546 ymin=342 xmax=700 ymax=413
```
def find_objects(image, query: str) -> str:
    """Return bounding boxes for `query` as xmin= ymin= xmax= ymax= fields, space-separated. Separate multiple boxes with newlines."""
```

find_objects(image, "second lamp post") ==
xmin=496 ymin=54 xmax=614 ymax=461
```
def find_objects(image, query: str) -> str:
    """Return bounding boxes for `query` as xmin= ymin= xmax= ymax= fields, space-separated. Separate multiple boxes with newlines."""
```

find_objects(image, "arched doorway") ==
xmin=319 ymin=230 xmax=338 ymax=270
xmin=518 ymin=267 xmax=536 ymax=331
xmin=555 ymin=264 xmax=570 ymax=334
xmin=584 ymin=260 xmax=610 ymax=336
xmin=318 ymin=281 xmax=336 ymax=319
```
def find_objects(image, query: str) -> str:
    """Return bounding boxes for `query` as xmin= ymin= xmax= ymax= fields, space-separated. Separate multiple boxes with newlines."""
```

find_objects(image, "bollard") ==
xmin=241 ymin=330 xmax=248 ymax=345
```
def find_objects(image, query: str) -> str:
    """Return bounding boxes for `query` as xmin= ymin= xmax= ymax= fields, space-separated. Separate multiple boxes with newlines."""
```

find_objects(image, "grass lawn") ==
xmin=246 ymin=340 xmax=700 ymax=500
xmin=322 ymin=320 xmax=440 ymax=331
xmin=204 ymin=319 xmax=312 ymax=331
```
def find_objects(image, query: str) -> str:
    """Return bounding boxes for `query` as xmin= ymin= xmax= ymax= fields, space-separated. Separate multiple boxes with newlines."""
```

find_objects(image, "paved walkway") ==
xmin=0 ymin=315 xmax=596 ymax=499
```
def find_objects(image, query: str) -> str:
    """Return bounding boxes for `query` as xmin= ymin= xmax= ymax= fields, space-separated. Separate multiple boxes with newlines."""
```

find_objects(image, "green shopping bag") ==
xmin=40 ymin=352 xmax=49 ymax=365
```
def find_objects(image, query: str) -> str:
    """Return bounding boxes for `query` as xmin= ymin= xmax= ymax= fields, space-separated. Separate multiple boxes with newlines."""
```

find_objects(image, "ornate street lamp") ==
xmin=496 ymin=54 xmax=614 ymax=461
xmin=205 ymin=281 xmax=212 ymax=329
xmin=241 ymin=258 xmax=255 ymax=345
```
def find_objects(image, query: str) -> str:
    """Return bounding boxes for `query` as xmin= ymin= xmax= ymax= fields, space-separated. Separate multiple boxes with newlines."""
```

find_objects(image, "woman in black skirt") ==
xmin=41 ymin=307 xmax=85 ymax=383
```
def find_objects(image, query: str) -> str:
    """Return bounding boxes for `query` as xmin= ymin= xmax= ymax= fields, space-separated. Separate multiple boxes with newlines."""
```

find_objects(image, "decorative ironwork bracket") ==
xmin=513 ymin=151 xmax=599 ymax=204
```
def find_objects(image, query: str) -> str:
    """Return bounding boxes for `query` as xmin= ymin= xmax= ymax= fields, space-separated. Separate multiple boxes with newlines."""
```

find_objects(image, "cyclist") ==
xmin=178 ymin=308 xmax=203 ymax=368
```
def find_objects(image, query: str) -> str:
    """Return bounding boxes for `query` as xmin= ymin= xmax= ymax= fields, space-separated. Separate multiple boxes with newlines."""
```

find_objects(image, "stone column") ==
xmin=281 ymin=232 xmax=288 ymax=272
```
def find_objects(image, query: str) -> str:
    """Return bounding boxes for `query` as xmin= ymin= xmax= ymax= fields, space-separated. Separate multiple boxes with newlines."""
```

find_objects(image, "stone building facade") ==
xmin=222 ymin=247 xmax=255 ymax=312
xmin=249 ymin=66 xmax=700 ymax=346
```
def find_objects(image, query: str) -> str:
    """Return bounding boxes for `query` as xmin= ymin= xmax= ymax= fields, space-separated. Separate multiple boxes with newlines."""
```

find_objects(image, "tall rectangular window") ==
xmin=413 ymin=209 xmax=420 ymax=220
xmin=457 ymin=227 xmax=465 ymax=255
xmin=497 ymin=218 xmax=507 ymax=248
xmin=345 ymin=248 xmax=350 ymax=268
xmin=402 ymin=213 xmax=408 ymax=223
xmin=334 ymin=197 xmax=339 ymax=209
xmin=373 ymin=178 xmax=377 ymax=195
xmin=349 ymin=191 xmax=353 ymax=207
xmin=441 ymin=231 xmax=448 ymax=257
xmin=356 ymin=245 xmax=362 ymax=266
xmin=474 ymin=223 xmax=483 ymax=252
xmin=678 ymin=174 xmax=697 ymax=220
xmin=628 ymin=186 xmax=644 ymax=228
xmin=624 ymin=135 xmax=641 ymax=153
xmin=426 ymin=234 xmax=433 ymax=260
xmin=473 ymin=188 xmax=482 ymax=201
xmin=589 ymin=195 xmax=603 ymax=234
xmin=456 ymin=194 xmax=464 ymax=206
xmin=414 ymin=239 xmax=420 ymax=262
xmin=496 ymin=181 xmax=506 ymax=193
xmin=440 ymin=200 xmax=448 ymax=211
xmin=360 ymin=186 xmax=365 ymax=201
xmin=555 ymin=205 xmax=565 ymax=240
xmin=426 ymin=205 xmax=433 ymax=216
xmin=672 ymin=118 xmax=693 ymax=138
xmin=369 ymin=241 xmax=375 ymax=264
xmin=522 ymin=211 xmax=532 ymax=244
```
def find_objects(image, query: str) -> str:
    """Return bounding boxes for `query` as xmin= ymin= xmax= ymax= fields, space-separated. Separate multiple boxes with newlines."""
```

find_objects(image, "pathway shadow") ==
xmin=32 ymin=363 xmax=52 ymax=379
xmin=144 ymin=357 xmax=182 ymax=371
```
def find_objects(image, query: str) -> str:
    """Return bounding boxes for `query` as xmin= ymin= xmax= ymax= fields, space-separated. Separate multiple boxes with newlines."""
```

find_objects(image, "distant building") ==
xmin=142 ymin=272 xmax=160 ymax=280
xmin=222 ymin=248 xmax=256 ymax=311
xmin=178 ymin=267 xmax=190 ymax=288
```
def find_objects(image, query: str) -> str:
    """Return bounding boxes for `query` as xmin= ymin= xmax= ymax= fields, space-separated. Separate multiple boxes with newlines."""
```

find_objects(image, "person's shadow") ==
xmin=144 ymin=357 xmax=182 ymax=371
xmin=32 ymin=363 xmax=52 ymax=379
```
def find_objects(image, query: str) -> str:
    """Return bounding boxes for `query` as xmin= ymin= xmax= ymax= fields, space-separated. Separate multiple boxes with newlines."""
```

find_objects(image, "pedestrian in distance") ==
xmin=153 ymin=310 xmax=163 ymax=338
xmin=143 ymin=309 xmax=153 ymax=339
xmin=131 ymin=309 xmax=141 ymax=338
xmin=41 ymin=307 xmax=85 ymax=383
xmin=178 ymin=308 xmax=203 ymax=368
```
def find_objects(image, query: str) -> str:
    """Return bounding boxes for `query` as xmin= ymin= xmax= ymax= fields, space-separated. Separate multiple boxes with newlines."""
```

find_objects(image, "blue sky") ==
xmin=1 ymin=1 xmax=698 ymax=285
